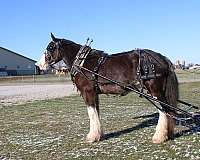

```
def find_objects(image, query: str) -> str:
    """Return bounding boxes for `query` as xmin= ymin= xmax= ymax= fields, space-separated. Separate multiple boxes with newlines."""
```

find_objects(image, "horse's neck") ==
xmin=62 ymin=43 xmax=81 ymax=69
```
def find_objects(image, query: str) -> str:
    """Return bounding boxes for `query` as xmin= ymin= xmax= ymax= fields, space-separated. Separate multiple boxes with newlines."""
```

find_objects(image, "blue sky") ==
xmin=0 ymin=0 xmax=200 ymax=64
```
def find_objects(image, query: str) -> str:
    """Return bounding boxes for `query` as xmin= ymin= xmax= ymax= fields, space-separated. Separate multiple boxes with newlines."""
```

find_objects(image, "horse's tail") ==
xmin=165 ymin=60 xmax=179 ymax=107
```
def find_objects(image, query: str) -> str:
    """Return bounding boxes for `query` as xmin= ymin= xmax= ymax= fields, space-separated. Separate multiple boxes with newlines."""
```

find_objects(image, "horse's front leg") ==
xmin=82 ymin=89 xmax=103 ymax=143
xmin=86 ymin=105 xmax=103 ymax=143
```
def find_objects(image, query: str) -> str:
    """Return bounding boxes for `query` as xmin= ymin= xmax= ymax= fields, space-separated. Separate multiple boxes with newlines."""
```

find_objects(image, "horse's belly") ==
xmin=99 ymin=84 xmax=126 ymax=95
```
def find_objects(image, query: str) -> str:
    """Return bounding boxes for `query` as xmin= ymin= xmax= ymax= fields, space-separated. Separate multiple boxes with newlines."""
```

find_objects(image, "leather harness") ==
xmin=71 ymin=46 xmax=161 ymax=95
xmin=70 ymin=45 xmax=107 ymax=93
xmin=46 ymin=40 xmax=200 ymax=124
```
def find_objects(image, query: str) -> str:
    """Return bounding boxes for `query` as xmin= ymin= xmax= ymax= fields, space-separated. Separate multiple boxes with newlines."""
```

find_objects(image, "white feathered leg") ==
xmin=86 ymin=106 xmax=103 ymax=143
xmin=152 ymin=109 xmax=175 ymax=144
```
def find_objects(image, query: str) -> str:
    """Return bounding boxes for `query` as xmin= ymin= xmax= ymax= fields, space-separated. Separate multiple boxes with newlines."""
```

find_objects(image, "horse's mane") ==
xmin=62 ymin=39 xmax=78 ymax=45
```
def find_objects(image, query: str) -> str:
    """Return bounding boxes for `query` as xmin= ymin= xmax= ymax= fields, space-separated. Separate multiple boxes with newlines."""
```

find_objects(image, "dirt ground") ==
xmin=0 ymin=83 xmax=77 ymax=106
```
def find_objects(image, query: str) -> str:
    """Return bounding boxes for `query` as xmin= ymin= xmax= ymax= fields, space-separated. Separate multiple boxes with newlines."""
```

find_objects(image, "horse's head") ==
xmin=38 ymin=33 xmax=64 ymax=70
xmin=38 ymin=33 xmax=81 ymax=70
xmin=44 ymin=33 xmax=64 ymax=66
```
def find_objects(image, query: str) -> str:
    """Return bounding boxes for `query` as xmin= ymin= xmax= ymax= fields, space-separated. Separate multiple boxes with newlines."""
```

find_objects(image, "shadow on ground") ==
xmin=104 ymin=113 xmax=158 ymax=140
xmin=104 ymin=112 xmax=200 ymax=141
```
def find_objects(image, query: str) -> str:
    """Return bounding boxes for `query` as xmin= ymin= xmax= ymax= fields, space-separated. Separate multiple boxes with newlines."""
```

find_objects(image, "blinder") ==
xmin=45 ymin=39 xmax=75 ymax=66
xmin=45 ymin=40 xmax=63 ymax=65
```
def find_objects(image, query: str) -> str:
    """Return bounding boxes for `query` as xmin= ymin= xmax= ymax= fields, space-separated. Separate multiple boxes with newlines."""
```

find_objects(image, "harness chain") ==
xmin=135 ymin=50 xmax=200 ymax=128
xmin=149 ymin=96 xmax=199 ymax=128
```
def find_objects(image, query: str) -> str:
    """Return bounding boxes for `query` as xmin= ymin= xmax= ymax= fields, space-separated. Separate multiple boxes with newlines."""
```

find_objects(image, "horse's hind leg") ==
xmin=152 ymin=108 xmax=175 ymax=144
xmin=145 ymin=79 xmax=175 ymax=144
xmin=82 ymin=88 xmax=103 ymax=143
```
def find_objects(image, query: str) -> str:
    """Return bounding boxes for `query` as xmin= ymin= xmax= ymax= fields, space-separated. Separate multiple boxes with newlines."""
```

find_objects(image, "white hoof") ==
xmin=86 ymin=131 xmax=103 ymax=143
xmin=152 ymin=132 xmax=168 ymax=144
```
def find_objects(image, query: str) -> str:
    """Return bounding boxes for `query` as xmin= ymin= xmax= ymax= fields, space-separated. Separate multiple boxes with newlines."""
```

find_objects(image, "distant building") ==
xmin=175 ymin=60 xmax=181 ymax=69
xmin=54 ymin=60 xmax=69 ymax=75
xmin=175 ymin=60 xmax=186 ymax=69
xmin=0 ymin=47 xmax=37 ymax=76
xmin=189 ymin=65 xmax=200 ymax=70
xmin=180 ymin=60 xmax=185 ymax=68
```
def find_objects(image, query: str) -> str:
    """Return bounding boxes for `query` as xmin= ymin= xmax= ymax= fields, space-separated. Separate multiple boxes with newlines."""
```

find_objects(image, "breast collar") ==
xmin=70 ymin=45 xmax=92 ymax=80
xmin=70 ymin=44 xmax=107 ymax=94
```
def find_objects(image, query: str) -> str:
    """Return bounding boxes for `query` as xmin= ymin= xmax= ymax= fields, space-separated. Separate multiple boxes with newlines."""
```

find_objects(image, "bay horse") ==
xmin=41 ymin=33 xmax=179 ymax=144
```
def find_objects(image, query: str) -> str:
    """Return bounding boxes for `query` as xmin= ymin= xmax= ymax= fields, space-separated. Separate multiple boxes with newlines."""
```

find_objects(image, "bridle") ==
xmin=45 ymin=39 xmax=74 ymax=67
xmin=45 ymin=40 xmax=63 ymax=66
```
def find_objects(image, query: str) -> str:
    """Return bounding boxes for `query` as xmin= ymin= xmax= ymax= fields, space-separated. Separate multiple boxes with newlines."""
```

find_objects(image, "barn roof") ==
xmin=0 ymin=46 xmax=37 ymax=63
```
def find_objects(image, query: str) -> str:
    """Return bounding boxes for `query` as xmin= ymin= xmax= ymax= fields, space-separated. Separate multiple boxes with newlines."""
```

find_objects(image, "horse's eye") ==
xmin=48 ymin=46 xmax=54 ymax=52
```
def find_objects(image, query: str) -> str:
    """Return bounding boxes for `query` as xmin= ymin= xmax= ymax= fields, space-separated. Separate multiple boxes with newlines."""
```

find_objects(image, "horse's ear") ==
xmin=51 ymin=33 xmax=57 ymax=42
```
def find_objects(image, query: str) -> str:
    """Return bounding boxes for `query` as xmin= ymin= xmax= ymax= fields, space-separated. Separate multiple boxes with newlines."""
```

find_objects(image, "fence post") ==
xmin=33 ymin=74 xmax=35 ymax=83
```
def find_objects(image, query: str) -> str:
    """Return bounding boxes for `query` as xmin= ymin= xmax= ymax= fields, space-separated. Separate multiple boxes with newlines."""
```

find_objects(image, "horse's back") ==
xmin=143 ymin=49 xmax=173 ymax=68
xmin=106 ymin=49 xmax=172 ymax=69
xmin=98 ymin=51 xmax=138 ymax=83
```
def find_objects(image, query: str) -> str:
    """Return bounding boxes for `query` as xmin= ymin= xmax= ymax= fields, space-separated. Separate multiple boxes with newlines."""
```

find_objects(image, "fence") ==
xmin=0 ymin=74 xmax=71 ymax=84
xmin=0 ymin=70 xmax=200 ymax=84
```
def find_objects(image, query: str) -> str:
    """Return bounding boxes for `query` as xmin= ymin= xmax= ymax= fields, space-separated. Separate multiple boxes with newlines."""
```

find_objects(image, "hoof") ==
xmin=152 ymin=133 xmax=168 ymax=144
xmin=86 ymin=131 xmax=103 ymax=143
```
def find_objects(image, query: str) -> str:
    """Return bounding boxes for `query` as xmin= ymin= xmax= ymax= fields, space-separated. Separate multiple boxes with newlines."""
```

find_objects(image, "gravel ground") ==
xmin=0 ymin=83 xmax=77 ymax=106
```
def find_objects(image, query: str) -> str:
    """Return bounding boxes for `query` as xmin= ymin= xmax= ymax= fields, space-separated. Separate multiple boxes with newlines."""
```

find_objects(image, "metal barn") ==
xmin=0 ymin=47 xmax=36 ymax=76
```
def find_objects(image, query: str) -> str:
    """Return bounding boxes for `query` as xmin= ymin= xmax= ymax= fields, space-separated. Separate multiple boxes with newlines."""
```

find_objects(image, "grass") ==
xmin=176 ymin=69 xmax=200 ymax=83
xmin=0 ymin=82 xmax=200 ymax=159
